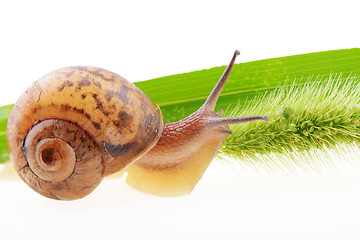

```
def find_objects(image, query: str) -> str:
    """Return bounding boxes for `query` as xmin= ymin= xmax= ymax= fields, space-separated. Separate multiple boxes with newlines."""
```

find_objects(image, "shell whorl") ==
xmin=21 ymin=119 xmax=103 ymax=199
xmin=6 ymin=66 xmax=163 ymax=200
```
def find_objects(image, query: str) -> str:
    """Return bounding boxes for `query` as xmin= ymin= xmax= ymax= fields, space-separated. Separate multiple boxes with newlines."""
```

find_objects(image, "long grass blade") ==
xmin=0 ymin=105 xmax=12 ymax=163
xmin=0 ymin=48 xmax=359 ymax=165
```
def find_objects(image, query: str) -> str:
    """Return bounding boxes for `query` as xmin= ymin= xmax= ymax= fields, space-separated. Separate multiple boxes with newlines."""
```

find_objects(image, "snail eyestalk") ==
xmin=203 ymin=50 xmax=240 ymax=110
xmin=207 ymin=115 xmax=269 ymax=129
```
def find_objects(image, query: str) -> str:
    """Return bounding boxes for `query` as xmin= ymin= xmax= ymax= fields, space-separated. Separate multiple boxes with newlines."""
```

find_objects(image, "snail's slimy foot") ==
xmin=124 ymin=105 xmax=268 ymax=197
xmin=125 ymin=137 xmax=225 ymax=196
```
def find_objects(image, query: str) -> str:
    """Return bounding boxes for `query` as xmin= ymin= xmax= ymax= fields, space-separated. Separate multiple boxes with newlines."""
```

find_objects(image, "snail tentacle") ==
xmin=203 ymin=50 xmax=240 ymax=110
xmin=206 ymin=115 xmax=269 ymax=128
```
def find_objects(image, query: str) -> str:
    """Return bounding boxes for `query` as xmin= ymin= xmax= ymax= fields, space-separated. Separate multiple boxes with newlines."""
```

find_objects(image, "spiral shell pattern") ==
xmin=7 ymin=66 xmax=163 ymax=200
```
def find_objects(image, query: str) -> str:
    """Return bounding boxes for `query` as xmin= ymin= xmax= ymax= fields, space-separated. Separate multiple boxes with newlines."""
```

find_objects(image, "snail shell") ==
xmin=7 ymin=66 xmax=163 ymax=200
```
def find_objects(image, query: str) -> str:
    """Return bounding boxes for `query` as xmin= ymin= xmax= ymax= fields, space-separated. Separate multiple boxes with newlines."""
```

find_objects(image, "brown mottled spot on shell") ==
xmin=91 ymin=93 xmax=112 ymax=116
xmin=61 ymin=104 xmax=72 ymax=111
xmin=78 ymin=76 xmax=91 ymax=88
xmin=58 ymin=80 xmax=74 ymax=92
xmin=81 ymin=94 xmax=87 ymax=99
xmin=79 ymin=134 xmax=87 ymax=143
xmin=92 ymin=121 xmax=101 ymax=130
xmin=104 ymin=141 xmax=140 ymax=158
xmin=91 ymin=93 xmax=103 ymax=110
xmin=93 ymin=81 xmax=102 ymax=89
xmin=118 ymin=85 xmax=130 ymax=104
xmin=103 ymin=111 xmax=110 ymax=117
xmin=118 ymin=111 xmax=133 ymax=128
xmin=73 ymin=66 xmax=115 ymax=82
xmin=72 ymin=107 xmax=85 ymax=114
xmin=112 ymin=120 xmax=130 ymax=134
xmin=112 ymin=120 xmax=121 ymax=128
xmin=105 ymin=85 xmax=130 ymax=104
xmin=65 ymin=128 xmax=76 ymax=135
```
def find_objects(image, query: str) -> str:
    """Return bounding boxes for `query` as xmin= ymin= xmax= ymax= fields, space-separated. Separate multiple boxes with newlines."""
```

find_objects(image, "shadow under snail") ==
xmin=6 ymin=50 xmax=269 ymax=200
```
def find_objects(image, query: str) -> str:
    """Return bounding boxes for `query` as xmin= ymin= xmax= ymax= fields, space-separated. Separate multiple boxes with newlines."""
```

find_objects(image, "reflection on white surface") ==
xmin=2 ymin=147 xmax=360 ymax=239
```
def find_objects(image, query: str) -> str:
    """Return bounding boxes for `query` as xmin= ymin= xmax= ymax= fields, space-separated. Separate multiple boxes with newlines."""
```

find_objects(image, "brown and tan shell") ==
xmin=6 ymin=66 xmax=163 ymax=200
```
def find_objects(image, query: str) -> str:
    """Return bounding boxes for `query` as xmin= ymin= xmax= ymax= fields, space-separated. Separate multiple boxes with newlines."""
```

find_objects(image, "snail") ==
xmin=6 ymin=50 xmax=269 ymax=200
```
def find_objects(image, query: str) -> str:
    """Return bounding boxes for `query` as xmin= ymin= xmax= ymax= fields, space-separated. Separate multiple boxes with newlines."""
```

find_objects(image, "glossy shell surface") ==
xmin=7 ymin=66 xmax=163 ymax=199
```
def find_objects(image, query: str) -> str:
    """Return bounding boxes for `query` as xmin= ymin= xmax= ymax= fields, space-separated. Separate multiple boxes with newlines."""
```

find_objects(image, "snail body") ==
xmin=7 ymin=51 xmax=268 ymax=200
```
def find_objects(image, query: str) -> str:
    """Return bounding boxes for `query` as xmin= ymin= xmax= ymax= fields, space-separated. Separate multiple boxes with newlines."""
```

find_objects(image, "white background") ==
xmin=1 ymin=1 xmax=360 ymax=239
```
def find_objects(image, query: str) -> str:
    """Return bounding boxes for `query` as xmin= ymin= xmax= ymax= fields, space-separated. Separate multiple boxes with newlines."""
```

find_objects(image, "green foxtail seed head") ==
xmin=220 ymin=74 xmax=360 ymax=172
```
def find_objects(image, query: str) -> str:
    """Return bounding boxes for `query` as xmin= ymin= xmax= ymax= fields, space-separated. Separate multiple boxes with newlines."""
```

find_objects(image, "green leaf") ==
xmin=0 ymin=48 xmax=359 ymax=164
xmin=0 ymin=104 xmax=12 ymax=163
xmin=136 ymin=48 xmax=360 ymax=122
